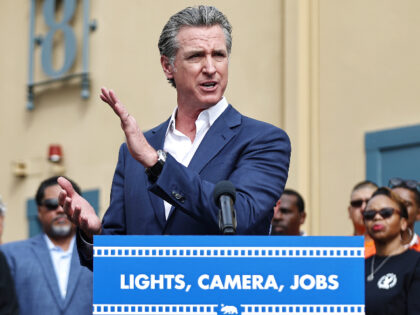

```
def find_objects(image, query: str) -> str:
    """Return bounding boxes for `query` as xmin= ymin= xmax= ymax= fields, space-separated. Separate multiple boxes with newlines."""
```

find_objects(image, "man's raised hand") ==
xmin=100 ymin=87 xmax=157 ymax=168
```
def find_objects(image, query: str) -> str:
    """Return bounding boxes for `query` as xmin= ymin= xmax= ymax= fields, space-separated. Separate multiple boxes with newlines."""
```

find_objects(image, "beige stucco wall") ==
xmin=317 ymin=0 xmax=420 ymax=234
xmin=1 ymin=0 xmax=420 ymax=243
xmin=0 ymin=0 xmax=284 ymax=243
xmin=280 ymin=0 xmax=420 ymax=236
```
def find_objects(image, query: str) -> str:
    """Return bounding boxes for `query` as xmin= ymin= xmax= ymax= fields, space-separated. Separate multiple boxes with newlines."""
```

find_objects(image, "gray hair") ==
xmin=0 ymin=195 xmax=5 ymax=215
xmin=158 ymin=5 xmax=232 ymax=87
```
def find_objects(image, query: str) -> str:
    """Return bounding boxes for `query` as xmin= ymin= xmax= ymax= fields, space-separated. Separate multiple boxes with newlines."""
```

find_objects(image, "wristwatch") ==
xmin=145 ymin=150 xmax=167 ymax=183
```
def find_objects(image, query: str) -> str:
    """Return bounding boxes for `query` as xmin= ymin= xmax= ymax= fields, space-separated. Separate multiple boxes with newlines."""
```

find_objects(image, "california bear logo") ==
xmin=221 ymin=305 xmax=238 ymax=314
xmin=377 ymin=273 xmax=397 ymax=290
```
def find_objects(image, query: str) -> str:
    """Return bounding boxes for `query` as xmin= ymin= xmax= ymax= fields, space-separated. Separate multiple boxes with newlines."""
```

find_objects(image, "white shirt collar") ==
xmin=43 ymin=233 xmax=75 ymax=254
xmin=166 ymin=97 xmax=229 ymax=136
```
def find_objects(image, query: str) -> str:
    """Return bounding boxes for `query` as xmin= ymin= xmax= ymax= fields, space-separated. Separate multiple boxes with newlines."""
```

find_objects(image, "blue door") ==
xmin=366 ymin=124 xmax=420 ymax=234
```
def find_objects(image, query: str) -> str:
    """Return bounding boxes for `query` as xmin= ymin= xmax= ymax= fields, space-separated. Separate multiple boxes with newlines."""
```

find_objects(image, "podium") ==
xmin=93 ymin=236 xmax=364 ymax=315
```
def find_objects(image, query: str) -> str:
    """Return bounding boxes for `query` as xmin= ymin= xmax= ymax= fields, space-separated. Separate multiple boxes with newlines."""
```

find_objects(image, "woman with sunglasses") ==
xmin=364 ymin=187 xmax=420 ymax=315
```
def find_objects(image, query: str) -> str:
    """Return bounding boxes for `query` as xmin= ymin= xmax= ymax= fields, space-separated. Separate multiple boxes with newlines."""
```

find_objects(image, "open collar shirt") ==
xmin=43 ymin=234 xmax=75 ymax=299
xmin=162 ymin=97 xmax=228 ymax=219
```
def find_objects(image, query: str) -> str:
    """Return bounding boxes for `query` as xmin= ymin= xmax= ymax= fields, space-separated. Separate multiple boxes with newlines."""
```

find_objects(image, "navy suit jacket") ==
xmin=78 ymin=105 xmax=290 ymax=267
xmin=1 ymin=234 xmax=93 ymax=315
xmin=102 ymin=104 xmax=290 ymax=234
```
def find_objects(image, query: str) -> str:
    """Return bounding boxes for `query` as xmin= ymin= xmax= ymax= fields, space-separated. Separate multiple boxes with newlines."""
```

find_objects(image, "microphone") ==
xmin=213 ymin=180 xmax=237 ymax=235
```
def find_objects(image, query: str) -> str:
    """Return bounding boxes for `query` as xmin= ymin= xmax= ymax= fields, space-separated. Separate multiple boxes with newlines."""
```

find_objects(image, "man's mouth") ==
xmin=200 ymin=82 xmax=217 ymax=88
xmin=53 ymin=215 xmax=70 ymax=225
xmin=272 ymin=223 xmax=286 ymax=230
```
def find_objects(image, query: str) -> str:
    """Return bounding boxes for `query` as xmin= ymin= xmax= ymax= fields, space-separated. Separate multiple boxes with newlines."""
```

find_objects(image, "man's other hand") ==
xmin=57 ymin=176 xmax=102 ymax=241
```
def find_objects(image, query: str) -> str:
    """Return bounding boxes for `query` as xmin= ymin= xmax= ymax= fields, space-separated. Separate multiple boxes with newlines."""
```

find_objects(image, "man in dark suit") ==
xmin=57 ymin=6 xmax=291 ymax=267
xmin=1 ymin=177 xmax=92 ymax=315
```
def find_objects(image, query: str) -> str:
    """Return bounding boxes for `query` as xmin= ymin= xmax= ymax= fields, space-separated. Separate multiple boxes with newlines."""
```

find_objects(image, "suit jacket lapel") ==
xmin=31 ymin=234 xmax=65 ymax=310
xmin=63 ymin=243 xmax=82 ymax=309
xmin=188 ymin=105 xmax=241 ymax=174
xmin=147 ymin=119 xmax=170 ymax=229
xmin=151 ymin=107 xmax=241 ymax=226
xmin=164 ymin=106 xmax=241 ymax=223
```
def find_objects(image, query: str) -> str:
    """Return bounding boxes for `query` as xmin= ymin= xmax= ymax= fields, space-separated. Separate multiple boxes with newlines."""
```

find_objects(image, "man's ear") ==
xmin=273 ymin=199 xmax=281 ymax=212
xmin=161 ymin=55 xmax=175 ymax=80
xmin=299 ymin=212 xmax=307 ymax=225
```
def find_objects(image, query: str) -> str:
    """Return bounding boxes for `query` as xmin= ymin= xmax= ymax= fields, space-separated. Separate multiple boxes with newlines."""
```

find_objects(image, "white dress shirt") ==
xmin=43 ymin=234 xmax=75 ymax=299
xmin=162 ymin=97 xmax=229 ymax=219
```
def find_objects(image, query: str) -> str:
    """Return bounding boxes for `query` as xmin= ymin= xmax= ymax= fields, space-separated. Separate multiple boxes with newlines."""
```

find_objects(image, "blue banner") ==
xmin=93 ymin=236 xmax=364 ymax=314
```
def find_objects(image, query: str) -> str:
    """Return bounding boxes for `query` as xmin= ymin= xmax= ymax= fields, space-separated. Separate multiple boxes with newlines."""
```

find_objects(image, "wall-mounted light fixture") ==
xmin=11 ymin=144 xmax=65 ymax=178
xmin=48 ymin=144 xmax=63 ymax=163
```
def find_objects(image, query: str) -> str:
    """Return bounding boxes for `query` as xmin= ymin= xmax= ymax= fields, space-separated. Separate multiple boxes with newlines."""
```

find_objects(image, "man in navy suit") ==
xmin=58 ymin=6 xmax=291 ymax=267
xmin=1 ymin=177 xmax=93 ymax=315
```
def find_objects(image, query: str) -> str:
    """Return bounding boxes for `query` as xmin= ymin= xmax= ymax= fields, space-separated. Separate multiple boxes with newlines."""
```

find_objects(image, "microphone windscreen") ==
xmin=213 ymin=180 xmax=236 ymax=206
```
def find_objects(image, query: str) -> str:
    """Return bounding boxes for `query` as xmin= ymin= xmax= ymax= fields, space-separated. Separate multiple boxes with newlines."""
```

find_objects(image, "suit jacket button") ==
xmin=172 ymin=191 xmax=182 ymax=200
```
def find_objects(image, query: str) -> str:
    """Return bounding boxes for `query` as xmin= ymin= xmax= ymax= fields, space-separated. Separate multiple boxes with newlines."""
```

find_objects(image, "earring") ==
xmin=401 ymin=227 xmax=413 ymax=244
xmin=407 ymin=227 xmax=414 ymax=239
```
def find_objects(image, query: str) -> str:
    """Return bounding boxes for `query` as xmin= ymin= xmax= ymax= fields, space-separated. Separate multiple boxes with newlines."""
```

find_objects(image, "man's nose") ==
xmin=202 ymin=56 xmax=216 ymax=75
xmin=55 ymin=205 xmax=65 ymax=213
xmin=361 ymin=200 xmax=368 ymax=211
xmin=273 ymin=210 xmax=283 ymax=220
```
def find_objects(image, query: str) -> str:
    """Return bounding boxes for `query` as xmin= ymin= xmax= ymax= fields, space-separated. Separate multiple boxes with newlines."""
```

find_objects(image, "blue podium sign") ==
xmin=93 ymin=236 xmax=364 ymax=315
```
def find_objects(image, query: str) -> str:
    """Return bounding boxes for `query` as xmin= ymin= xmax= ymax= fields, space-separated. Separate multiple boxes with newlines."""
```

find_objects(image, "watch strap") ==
xmin=145 ymin=150 xmax=166 ymax=182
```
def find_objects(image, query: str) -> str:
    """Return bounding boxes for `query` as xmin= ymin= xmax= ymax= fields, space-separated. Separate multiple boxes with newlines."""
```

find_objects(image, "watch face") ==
xmin=146 ymin=150 xmax=166 ymax=182
xmin=157 ymin=150 xmax=167 ymax=163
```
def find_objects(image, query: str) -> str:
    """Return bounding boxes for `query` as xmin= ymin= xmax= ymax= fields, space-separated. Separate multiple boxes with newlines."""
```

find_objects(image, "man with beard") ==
xmin=1 ymin=176 xmax=93 ymax=315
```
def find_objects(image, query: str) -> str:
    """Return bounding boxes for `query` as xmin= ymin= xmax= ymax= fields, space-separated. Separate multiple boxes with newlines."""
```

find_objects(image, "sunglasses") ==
xmin=42 ymin=198 xmax=60 ymax=211
xmin=362 ymin=207 xmax=400 ymax=221
xmin=350 ymin=199 xmax=370 ymax=208
xmin=388 ymin=177 xmax=420 ymax=192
